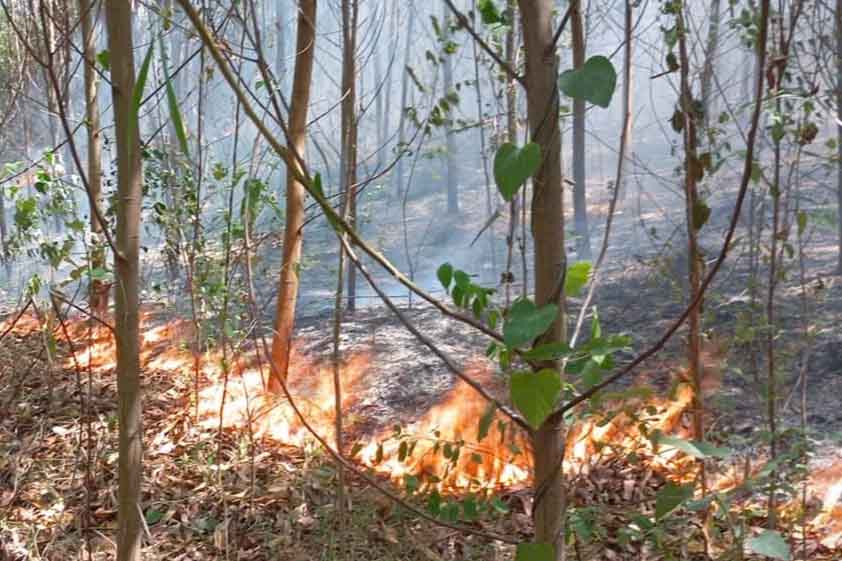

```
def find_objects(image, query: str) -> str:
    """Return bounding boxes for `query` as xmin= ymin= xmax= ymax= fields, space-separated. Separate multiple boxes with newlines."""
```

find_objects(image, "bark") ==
xmin=676 ymin=3 xmax=706 ymax=489
xmin=269 ymin=0 xmax=317 ymax=390
xmin=0 ymin=184 xmax=6 ymax=263
xmin=700 ymin=0 xmax=722 ymax=135
xmin=504 ymin=0 xmax=518 ymax=306
xmin=79 ymin=0 xmax=107 ymax=318
xmin=571 ymin=0 xmax=591 ymax=260
xmin=836 ymin=0 xmax=842 ymax=274
xmin=518 ymin=1 xmax=567 ymax=557
xmin=441 ymin=7 xmax=459 ymax=215
xmin=104 ymin=0 xmax=143 ymax=558
xmin=392 ymin=11 xmax=414 ymax=199
xmin=341 ymin=0 xmax=359 ymax=311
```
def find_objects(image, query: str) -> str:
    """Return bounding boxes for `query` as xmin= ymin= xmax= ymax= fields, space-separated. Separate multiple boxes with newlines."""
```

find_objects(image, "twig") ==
xmin=443 ymin=0 xmax=525 ymax=88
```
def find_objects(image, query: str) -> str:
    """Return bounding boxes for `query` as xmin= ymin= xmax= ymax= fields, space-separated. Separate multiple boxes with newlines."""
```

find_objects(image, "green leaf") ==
xmin=494 ymin=143 xmax=542 ymax=201
xmin=478 ymin=0 xmax=503 ymax=25
xmin=503 ymin=299 xmax=558 ymax=348
xmin=437 ymin=262 xmax=454 ymax=292
xmin=145 ymin=509 xmax=165 ymax=525
xmin=692 ymin=200 xmax=711 ymax=231
xmin=655 ymin=481 xmax=694 ymax=519
xmin=89 ymin=267 xmax=109 ymax=281
xmin=96 ymin=49 xmax=110 ymax=70
xmin=656 ymin=434 xmax=730 ymax=459
xmin=747 ymin=530 xmax=791 ymax=561
xmin=477 ymin=403 xmax=496 ymax=441
xmin=797 ymin=211 xmax=807 ymax=236
xmin=522 ymin=342 xmax=572 ymax=361
xmin=558 ymin=55 xmax=617 ymax=108
xmin=510 ymin=369 xmax=561 ymax=429
xmin=565 ymin=261 xmax=592 ymax=296
xmin=515 ymin=543 xmax=555 ymax=561
xmin=160 ymin=36 xmax=190 ymax=157
xmin=128 ymin=42 xmax=155 ymax=161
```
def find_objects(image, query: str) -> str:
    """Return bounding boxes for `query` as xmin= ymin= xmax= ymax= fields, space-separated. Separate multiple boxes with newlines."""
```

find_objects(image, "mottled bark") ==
xmin=104 ymin=0 xmax=143 ymax=558
xmin=269 ymin=0 xmax=317 ymax=390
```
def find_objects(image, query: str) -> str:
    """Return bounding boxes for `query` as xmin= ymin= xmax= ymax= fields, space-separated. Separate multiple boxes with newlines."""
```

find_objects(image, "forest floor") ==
xmin=2 ymin=180 xmax=842 ymax=559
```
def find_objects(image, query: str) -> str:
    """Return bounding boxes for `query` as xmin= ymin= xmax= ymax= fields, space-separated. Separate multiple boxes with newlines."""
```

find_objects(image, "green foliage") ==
xmin=503 ymin=298 xmax=558 ymax=348
xmin=128 ymin=43 xmax=154 ymax=161
xmin=655 ymin=481 xmax=694 ymax=519
xmin=558 ymin=55 xmax=617 ymax=108
xmin=477 ymin=0 xmax=504 ymax=26
xmin=748 ymin=530 xmax=791 ymax=560
xmin=515 ymin=543 xmax=554 ymax=561
xmin=655 ymin=434 xmax=731 ymax=459
xmin=493 ymin=142 xmax=541 ymax=201
xmin=510 ymin=369 xmax=561 ymax=429
xmin=160 ymin=37 xmax=190 ymax=157
xmin=564 ymin=261 xmax=592 ymax=297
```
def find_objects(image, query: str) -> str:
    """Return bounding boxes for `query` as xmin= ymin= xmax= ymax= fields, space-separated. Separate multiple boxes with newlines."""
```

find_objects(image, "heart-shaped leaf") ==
xmin=511 ymin=369 xmax=561 ymax=429
xmin=655 ymin=481 xmax=694 ymax=519
xmin=494 ymin=142 xmax=542 ymax=201
xmin=503 ymin=298 xmax=558 ymax=349
xmin=558 ymin=55 xmax=617 ymax=108
xmin=748 ymin=530 xmax=791 ymax=561
xmin=437 ymin=262 xmax=454 ymax=292
xmin=564 ymin=261 xmax=592 ymax=296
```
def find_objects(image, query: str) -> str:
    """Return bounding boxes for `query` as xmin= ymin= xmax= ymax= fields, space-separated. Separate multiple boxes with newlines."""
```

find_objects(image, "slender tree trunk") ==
xmin=700 ymin=0 xmax=722 ymax=136
xmin=441 ymin=6 xmax=459 ymax=215
xmin=374 ymin=33 xmax=385 ymax=170
xmin=472 ymin=1 xmax=497 ymax=277
xmin=504 ymin=0 xmax=519 ymax=306
xmin=0 ymin=184 xmax=6 ymax=264
xmin=269 ymin=0 xmax=317 ymax=390
xmin=619 ymin=2 xmax=633 ymax=205
xmin=341 ymin=0 xmax=359 ymax=311
xmin=104 ymin=1 xmax=143 ymax=558
xmin=836 ymin=0 xmax=842 ymax=274
xmin=676 ymin=3 xmax=706 ymax=491
xmin=571 ymin=0 xmax=591 ymax=260
xmin=392 ymin=12 xmax=414 ymax=199
xmin=79 ymin=0 xmax=107 ymax=318
xmin=518 ymin=1 xmax=567 ymax=558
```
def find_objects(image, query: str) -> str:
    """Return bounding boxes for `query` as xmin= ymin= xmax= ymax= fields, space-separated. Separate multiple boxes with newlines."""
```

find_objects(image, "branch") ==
xmin=442 ymin=0 xmax=526 ymax=88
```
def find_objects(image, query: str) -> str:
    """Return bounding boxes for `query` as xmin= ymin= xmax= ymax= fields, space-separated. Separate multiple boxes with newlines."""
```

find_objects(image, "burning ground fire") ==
xmin=2 ymin=309 xmax=842 ymax=548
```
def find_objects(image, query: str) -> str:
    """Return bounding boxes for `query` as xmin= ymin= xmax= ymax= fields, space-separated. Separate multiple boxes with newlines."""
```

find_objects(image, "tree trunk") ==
xmin=442 ymin=6 xmax=459 ymax=215
xmin=836 ymin=0 xmax=842 ymax=274
xmin=104 ymin=0 xmax=143 ymax=558
xmin=0 ymin=184 xmax=6 ymax=264
xmin=392 ymin=12 xmax=414 ymax=200
xmin=79 ymin=0 xmax=107 ymax=319
xmin=269 ymin=0 xmax=317 ymax=391
xmin=518 ymin=1 xmax=567 ymax=557
xmin=341 ymin=0 xmax=359 ymax=311
xmin=504 ymin=0 xmax=519 ymax=306
xmin=571 ymin=0 xmax=591 ymax=260
xmin=700 ymin=0 xmax=722 ymax=136
xmin=676 ymin=3 xmax=705 ymax=466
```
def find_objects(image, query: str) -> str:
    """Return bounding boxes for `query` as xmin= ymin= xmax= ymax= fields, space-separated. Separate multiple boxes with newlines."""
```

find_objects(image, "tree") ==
xmin=518 ymin=1 xmax=567 ymax=557
xmin=836 ymin=0 xmax=842 ymax=274
xmin=78 ymin=0 xmax=107 ymax=318
xmin=441 ymin=5 xmax=459 ymax=215
xmin=571 ymin=0 xmax=591 ymax=260
xmin=269 ymin=0 xmax=317 ymax=390
xmin=341 ymin=0 xmax=359 ymax=312
xmin=104 ymin=0 xmax=144 ymax=558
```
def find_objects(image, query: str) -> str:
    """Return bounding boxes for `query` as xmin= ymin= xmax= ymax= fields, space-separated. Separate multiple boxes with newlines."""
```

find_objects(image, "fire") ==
xmin=358 ymin=366 xmax=531 ymax=492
